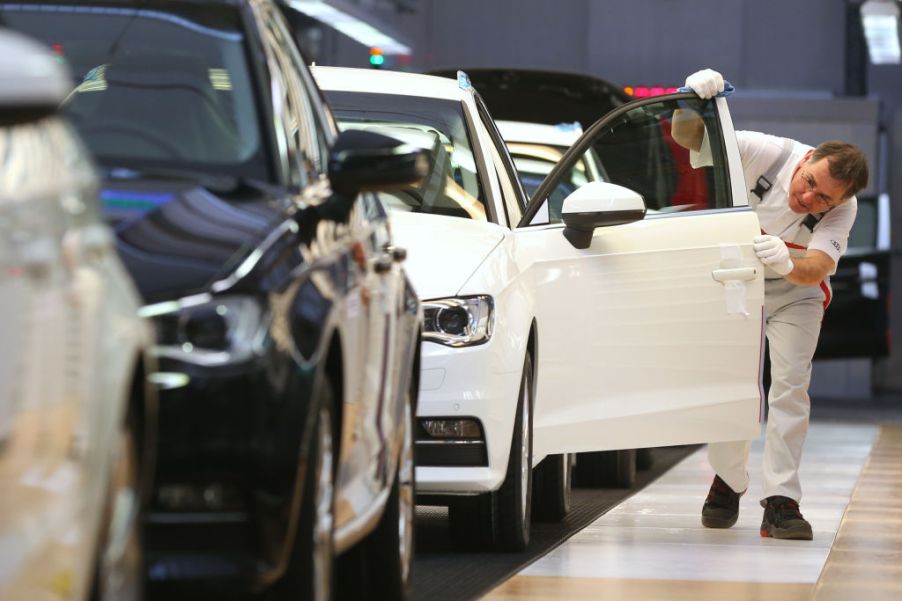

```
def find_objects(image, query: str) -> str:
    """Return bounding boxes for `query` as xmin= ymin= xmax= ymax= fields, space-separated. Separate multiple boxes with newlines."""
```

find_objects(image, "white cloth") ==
xmin=705 ymin=131 xmax=856 ymax=504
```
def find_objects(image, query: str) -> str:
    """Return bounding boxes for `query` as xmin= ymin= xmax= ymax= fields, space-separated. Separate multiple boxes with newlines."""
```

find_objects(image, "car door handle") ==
xmin=711 ymin=267 xmax=757 ymax=282
xmin=383 ymin=244 xmax=407 ymax=262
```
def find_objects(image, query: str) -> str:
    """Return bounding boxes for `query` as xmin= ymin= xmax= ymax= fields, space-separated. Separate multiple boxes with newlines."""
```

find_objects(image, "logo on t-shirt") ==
xmin=831 ymin=240 xmax=841 ymax=251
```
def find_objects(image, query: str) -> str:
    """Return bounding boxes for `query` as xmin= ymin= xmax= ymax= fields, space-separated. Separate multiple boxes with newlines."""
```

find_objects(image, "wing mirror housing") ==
xmin=561 ymin=181 xmax=647 ymax=249
xmin=0 ymin=29 xmax=70 ymax=126
xmin=328 ymin=129 xmax=430 ymax=196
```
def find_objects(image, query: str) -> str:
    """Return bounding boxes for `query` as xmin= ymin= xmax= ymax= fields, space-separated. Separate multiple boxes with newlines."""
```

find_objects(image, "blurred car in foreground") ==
xmin=315 ymin=66 xmax=767 ymax=552
xmin=0 ymin=28 xmax=156 ymax=601
xmin=1 ymin=1 xmax=424 ymax=599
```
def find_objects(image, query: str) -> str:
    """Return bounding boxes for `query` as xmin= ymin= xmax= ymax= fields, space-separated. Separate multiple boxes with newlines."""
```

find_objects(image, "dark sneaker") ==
xmin=760 ymin=496 xmax=813 ymax=540
xmin=701 ymin=474 xmax=744 ymax=528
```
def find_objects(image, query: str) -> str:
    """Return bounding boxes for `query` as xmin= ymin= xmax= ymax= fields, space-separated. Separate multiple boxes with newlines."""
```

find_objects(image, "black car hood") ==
xmin=428 ymin=68 xmax=630 ymax=127
xmin=103 ymin=177 xmax=286 ymax=304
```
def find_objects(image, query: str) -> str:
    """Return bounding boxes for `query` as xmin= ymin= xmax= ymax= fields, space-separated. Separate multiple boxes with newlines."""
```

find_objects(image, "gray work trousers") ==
xmin=708 ymin=278 xmax=826 ymax=503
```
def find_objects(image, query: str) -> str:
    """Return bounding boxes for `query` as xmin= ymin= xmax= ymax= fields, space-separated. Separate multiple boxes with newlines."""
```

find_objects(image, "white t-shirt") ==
xmin=693 ymin=130 xmax=856 ymax=276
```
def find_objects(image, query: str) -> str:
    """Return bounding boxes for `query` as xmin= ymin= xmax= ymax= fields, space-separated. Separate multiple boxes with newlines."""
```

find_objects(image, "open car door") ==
xmin=513 ymin=92 xmax=765 ymax=459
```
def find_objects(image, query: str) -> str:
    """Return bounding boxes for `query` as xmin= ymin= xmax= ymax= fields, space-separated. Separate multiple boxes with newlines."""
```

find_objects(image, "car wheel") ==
xmin=272 ymin=380 xmax=335 ymax=601
xmin=448 ymin=493 xmax=494 ymax=550
xmin=492 ymin=351 xmax=534 ymax=551
xmin=573 ymin=449 xmax=636 ymax=488
xmin=532 ymin=453 xmax=572 ymax=522
xmin=363 ymin=389 xmax=415 ymax=600
xmin=448 ymin=351 xmax=534 ymax=552
xmin=636 ymin=448 xmax=655 ymax=470
xmin=92 ymin=416 xmax=142 ymax=601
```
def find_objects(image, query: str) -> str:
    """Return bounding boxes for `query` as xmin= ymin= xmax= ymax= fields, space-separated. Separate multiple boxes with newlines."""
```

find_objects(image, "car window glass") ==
xmin=0 ymin=3 xmax=268 ymax=180
xmin=530 ymin=97 xmax=730 ymax=225
xmin=509 ymin=143 xmax=599 ymax=223
xmin=326 ymin=91 xmax=488 ymax=222
xmin=848 ymin=196 xmax=876 ymax=248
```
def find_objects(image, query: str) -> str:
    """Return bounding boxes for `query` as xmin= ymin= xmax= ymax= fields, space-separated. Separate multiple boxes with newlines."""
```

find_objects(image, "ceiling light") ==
xmin=861 ymin=0 xmax=901 ymax=64
xmin=287 ymin=0 xmax=411 ymax=55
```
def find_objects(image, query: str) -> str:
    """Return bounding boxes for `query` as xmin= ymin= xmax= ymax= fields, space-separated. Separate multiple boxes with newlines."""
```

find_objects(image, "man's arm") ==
xmin=784 ymin=249 xmax=835 ymax=287
xmin=754 ymin=235 xmax=835 ymax=285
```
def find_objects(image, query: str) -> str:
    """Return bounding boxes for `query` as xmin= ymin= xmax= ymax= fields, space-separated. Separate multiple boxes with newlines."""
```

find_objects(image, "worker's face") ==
xmin=788 ymin=151 xmax=847 ymax=214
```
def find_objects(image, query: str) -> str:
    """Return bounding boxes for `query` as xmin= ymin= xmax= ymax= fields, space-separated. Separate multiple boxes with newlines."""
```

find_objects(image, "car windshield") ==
xmin=0 ymin=2 xmax=269 ymax=180
xmin=325 ymin=91 xmax=487 ymax=221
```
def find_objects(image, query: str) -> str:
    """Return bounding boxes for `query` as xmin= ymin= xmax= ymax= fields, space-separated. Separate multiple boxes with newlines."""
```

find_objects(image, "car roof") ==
xmin=312 ymin=66 xmax=467 ymax=102
xmin=427 ymin=67 xmax=629 ymax=127
xmin=496 ymin=120 xmax=584 ymax=146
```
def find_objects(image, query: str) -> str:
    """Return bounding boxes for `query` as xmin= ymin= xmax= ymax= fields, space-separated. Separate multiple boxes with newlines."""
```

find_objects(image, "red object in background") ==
xmin=660 ymin=119 xmax=709 ymax=210
xmin=624 ymin=86 xmax=679 ymax=98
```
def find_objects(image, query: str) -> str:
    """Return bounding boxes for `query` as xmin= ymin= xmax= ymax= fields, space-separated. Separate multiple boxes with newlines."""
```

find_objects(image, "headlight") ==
xmin=422 ymin=295 xmax=494 ymax=347
xmin=139 ymin=294 xmax=266 ymax=366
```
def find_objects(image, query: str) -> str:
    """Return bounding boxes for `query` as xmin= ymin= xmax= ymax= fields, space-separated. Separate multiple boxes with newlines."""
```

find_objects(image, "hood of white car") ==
xmin=389 ymin=212 xmax=505 ymax=299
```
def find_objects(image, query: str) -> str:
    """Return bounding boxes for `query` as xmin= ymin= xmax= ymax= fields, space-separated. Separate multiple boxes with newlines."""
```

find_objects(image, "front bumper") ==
xmin=145 ymin=352 xmax=311 ymax=589
xmin=415 ymin=338 xmax=522 ymax=495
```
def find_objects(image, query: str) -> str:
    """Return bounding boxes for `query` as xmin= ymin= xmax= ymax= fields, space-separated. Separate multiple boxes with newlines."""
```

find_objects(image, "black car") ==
xmin=1 ymin=1 xmax=424 ymax=599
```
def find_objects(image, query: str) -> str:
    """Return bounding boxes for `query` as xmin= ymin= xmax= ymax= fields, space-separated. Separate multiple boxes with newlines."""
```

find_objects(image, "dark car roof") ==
xmin=427 ymin=67 xmax=631 ymax=128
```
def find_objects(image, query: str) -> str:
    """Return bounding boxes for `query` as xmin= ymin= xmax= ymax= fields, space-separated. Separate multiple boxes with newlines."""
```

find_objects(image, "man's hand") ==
xmin=685 ymin=69 xmax=725 ymax=99
xmin=754 ymin=234 xmax=794 ymax=276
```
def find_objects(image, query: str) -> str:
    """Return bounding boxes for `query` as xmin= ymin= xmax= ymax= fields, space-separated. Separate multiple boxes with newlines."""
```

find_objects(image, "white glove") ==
xmin=754 ymin=235 xmax=794 ymax=276
xmin=685 ymin=69 xmax=725 ymax=99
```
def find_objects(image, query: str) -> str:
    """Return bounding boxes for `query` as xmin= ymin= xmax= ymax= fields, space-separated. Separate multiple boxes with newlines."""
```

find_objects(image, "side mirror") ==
xmin=328 ymin=129 xmax=429 ymax=196
xmin=0 ymin=29 xmax=70 ymax=126
xmin=561 ymin=181 xmax=646 ymax=249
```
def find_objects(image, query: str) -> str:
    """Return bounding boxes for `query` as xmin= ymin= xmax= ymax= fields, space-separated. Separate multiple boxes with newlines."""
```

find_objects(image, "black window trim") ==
xmin=459 ymin=98 xmax=499 ymax=225
xmin=517 ymin=92 xmax=734 ymax=228
xmin=473 ymin=92 xmax=528 ymax=228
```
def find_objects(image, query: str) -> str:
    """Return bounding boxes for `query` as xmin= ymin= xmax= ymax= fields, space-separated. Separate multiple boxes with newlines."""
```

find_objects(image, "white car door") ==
xmin=515 ymin=94 xmax=765 ymax=459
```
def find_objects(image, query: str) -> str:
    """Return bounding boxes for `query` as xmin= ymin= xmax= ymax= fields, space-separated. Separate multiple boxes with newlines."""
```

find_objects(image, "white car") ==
xmin=0 ymin=29 xmax=155 ymax=601
xmin=497 ymin=119 xmax=602 ymax=199
xmin=314 ymin=66 xmax=765 ymax=551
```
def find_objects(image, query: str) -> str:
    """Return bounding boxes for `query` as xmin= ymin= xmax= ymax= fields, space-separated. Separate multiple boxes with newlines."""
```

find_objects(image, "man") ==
xmin=672 ymin=69 xmax=869 ymax=540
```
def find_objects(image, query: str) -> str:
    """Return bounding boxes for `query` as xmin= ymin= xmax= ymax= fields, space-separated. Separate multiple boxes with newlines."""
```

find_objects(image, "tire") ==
xmin=272 ymin=380 xmax=336 ymax=601
xmin=364 ymin=392 xmax=415 ymax=600
xmin=532 ymin=453 xmax=572 ymax=523
xmin=448 ymin=351 xmax=534 ymax=552
xmin=573 ymin=449 xmax=636 ymax=488
xmin=492 ymin=352 xmax=534 ymax=551
xmin=92 ymin=417 xmax=143 ymax=601
xmin=636 ymin=448 xmax=655 ymax=471
xmin=448 ymin=494 xmax=494 ymax=551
